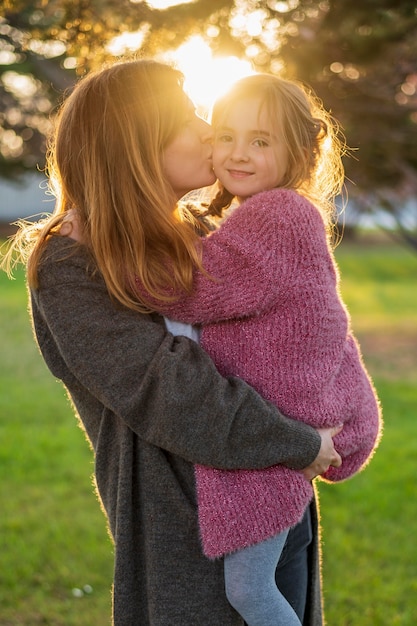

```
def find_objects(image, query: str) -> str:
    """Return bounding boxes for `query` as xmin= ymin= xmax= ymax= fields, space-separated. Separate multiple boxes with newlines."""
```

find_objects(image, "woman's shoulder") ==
xmin=41 ymin=235 xmax=85 ymax=257
xmin=37 ymin=236 xmax=98 ymax=287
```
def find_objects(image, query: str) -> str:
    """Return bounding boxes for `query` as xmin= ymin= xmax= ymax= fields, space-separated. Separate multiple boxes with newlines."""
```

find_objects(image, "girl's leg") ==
xmin=275 ymin=506 xmax=312 ymax=623
xmin=224 ymin=530 xmax=302 ymax=626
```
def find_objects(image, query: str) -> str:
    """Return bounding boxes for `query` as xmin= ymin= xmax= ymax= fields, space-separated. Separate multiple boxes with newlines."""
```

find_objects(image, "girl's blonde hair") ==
xmin=207 ymin=73 xmax=347 ymax=234
xmin=2 ymin=59 xmax=205 ymax=312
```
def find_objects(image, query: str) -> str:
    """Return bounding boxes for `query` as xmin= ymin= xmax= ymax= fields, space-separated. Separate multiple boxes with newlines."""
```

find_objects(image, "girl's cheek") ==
xmin=212 ymin=148 xmax=222 ymax=167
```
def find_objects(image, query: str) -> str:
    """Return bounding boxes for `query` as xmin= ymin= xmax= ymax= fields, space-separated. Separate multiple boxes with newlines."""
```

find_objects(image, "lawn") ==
xmin=0 ymin=263 xmax=114 ymax=625
xmin=0 ymin=233 xmax=416 ymax=625
xmin=321 ymin=235 xmax=417 ymax=625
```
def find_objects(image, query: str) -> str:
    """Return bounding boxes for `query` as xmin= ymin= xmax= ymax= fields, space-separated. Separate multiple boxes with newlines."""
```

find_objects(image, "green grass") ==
xmin=0 ymin=235 xmax=416 ymax=624
xmin=0 ymin=266 xmax=114 ymax=625
xmin=335 ymin=237 xmax=417 ymax=332
xmin=320 ymin=236 xmax=417 ymax=625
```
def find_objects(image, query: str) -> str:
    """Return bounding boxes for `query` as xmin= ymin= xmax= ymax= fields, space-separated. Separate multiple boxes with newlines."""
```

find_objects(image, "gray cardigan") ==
xmin=30 ymin=236 xmax=324 ymax=625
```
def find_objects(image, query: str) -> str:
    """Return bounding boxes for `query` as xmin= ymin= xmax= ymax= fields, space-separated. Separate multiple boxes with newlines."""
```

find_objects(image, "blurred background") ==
xmin=1 ymin=0 xmax=417 ymax=241
xmin=0 ymin=1 xmax=416 ymax=624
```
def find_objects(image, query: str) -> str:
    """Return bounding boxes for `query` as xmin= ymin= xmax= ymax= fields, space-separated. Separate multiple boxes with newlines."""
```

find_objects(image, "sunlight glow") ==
xmin=0 ymin=50 xmax=20 ymax=64
xmin=0 ymin=128 xmax=23 ymax=158
xmin=136 ymin=0 xmax=195 ymax=8
xmin=2 ymin=71 xmax=39 ymax=98
xmin=161 ymin=36 xmax=255 ymax=115
xmin=106 ymin=26 xmax=150 ymax=56
xmin=28 ymin=39 xmax=67 ymax=58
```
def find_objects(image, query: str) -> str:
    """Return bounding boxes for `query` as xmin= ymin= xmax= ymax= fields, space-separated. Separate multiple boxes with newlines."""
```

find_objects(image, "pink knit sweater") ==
xmin=157 ymin=188 xmax=382 ymax=559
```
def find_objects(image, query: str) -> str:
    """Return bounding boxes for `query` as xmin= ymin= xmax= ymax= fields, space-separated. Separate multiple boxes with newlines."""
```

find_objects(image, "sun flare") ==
xmin=161 ymin=36 xmax=255 ymax=117
xmin=141 ymin=0 xmax=195 ymax=8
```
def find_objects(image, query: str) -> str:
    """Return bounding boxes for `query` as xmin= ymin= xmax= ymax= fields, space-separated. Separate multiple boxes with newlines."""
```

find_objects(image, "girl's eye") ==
xmin=253 ymin=138 xmax=269 ymax=147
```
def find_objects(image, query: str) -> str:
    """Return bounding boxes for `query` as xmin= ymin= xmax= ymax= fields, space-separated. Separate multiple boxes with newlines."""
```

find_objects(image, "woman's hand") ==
xmin=301 ymin=425 xmax=343 ymax=481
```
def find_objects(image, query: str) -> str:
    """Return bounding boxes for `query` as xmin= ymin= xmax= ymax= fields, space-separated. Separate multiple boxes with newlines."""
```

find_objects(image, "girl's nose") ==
xmin=230 ymin=144 xmax=249 ymax=161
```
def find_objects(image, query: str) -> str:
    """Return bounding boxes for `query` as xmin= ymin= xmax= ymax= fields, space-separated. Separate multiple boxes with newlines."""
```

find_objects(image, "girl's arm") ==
xmin=158 ymin=189 xmax=329 ymax=324
xmin=321 ymin=336 xmax=382 ymax=483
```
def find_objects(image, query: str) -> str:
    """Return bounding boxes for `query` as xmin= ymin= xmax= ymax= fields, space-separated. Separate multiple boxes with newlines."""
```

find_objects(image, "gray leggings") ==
xmin=224 ymin=530 xmax=302 ymax=626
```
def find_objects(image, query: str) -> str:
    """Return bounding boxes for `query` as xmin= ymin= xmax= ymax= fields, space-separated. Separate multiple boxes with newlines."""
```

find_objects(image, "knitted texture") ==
xmin=31 ymin=237 xmax=326 ymax=624
xmin=155 ymin=188 xmax=382 ymax=558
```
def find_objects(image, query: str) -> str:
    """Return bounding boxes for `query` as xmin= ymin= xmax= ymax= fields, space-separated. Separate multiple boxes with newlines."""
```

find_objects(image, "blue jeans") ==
xmin=275 ymin=506 xmax=312 ymax=623
xmin=224 ymin=507 xmax=312 ymax=626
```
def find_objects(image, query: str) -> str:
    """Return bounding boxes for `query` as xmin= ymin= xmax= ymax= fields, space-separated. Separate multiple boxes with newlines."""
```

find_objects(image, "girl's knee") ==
xmin=225 ymin=575 xmax=255 ymax=615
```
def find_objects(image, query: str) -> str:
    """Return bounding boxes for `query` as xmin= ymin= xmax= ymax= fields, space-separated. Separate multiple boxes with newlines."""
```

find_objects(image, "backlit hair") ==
xmin=207 ymin=73 xmax=347 ymax=235
xmin=4 ymin=59 xmax=205 ymax=312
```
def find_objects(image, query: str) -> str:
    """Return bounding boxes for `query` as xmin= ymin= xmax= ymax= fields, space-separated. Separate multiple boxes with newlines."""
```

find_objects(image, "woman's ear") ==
xmin=60 ymin=210 xmax=83 ymax=242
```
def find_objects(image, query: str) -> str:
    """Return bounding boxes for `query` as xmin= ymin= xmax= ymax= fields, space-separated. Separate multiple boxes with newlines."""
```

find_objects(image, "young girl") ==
xmin=142 ymin=74 xmax=382 ymax=625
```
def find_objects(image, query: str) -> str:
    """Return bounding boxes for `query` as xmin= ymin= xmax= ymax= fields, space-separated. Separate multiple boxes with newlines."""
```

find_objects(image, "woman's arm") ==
xmin=32 ymin=237 xmax=329 ymax=471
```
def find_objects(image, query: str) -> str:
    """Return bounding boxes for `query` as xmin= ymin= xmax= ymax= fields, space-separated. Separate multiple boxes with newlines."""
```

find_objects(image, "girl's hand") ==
xmin=301 ymin=425 xmax=343 ymax=481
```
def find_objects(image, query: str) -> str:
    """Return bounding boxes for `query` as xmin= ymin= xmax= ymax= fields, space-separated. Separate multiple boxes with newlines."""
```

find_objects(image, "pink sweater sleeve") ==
xmin=160 ymin=189 xmax=326 ymax=324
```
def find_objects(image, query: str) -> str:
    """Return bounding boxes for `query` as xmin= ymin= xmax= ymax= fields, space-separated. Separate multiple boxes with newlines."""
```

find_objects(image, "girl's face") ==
xmin=212 ymin=96 xmax=289 ymax=203
xmin=163 ymin=103 xmax=216 ymax=200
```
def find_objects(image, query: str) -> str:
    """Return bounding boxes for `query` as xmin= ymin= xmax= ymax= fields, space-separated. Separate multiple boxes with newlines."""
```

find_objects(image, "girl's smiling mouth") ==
xmin=227 ymin=169 xmax=253 ymax=178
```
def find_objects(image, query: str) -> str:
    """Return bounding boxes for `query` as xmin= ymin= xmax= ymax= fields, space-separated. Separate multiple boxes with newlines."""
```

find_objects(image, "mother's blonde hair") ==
xmin=4 ymin=59 xmax=204 ymax=312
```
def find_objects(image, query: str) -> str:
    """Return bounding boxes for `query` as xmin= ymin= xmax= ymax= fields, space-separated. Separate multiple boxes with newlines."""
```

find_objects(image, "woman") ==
xmin=2 ymin=59 xmax=341 ymax=625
